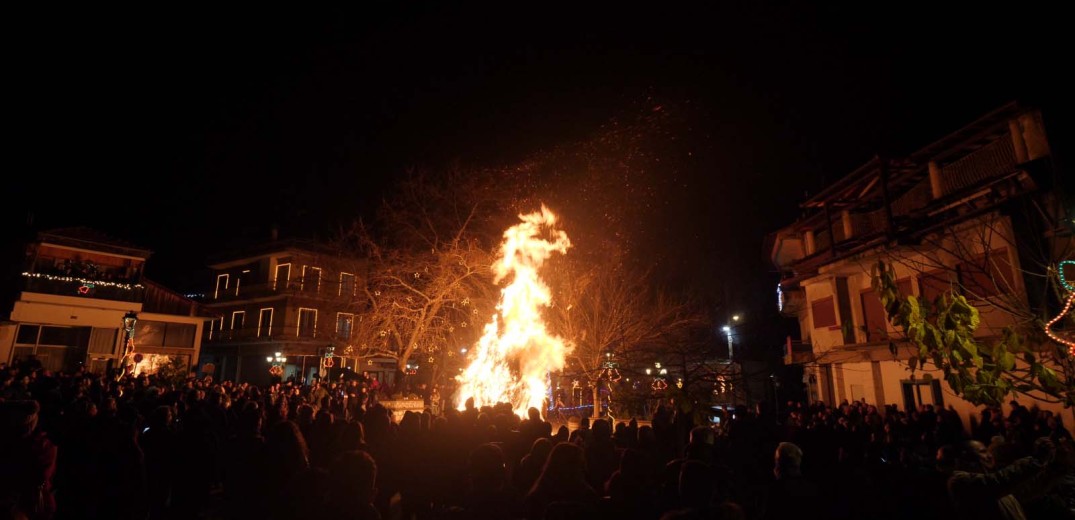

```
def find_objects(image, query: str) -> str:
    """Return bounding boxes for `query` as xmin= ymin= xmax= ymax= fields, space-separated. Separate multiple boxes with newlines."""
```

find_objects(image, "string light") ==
xmin=1060 ymin=260 xmax=1075 ymax=292
xmin=602 ymin=367 xmax=622 ymax=382
xmin=1045 ymin=292 xmax=1075 ymax=354
xmin=22 ymin=272 xmax=142 ymax=291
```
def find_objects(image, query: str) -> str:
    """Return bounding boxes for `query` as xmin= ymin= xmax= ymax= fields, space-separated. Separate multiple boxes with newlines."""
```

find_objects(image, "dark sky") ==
xmin=8 ymin=2 xmax=1069 ymax=314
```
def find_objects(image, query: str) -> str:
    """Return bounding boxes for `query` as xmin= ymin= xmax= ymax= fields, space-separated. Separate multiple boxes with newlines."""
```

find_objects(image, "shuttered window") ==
xmin=811 ymin=296 xmax=837 ymax=329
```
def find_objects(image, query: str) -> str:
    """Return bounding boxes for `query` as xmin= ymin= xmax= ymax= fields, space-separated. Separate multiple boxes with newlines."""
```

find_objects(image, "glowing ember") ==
xmin=455 ymin=205 xmax=572 ymax=416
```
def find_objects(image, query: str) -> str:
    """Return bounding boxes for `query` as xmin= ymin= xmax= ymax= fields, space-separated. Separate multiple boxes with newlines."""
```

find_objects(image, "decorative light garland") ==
xmin=602 ymin=366 xmax=622 ymax=382
xmin=1060 ymin=260 xmax=1075 ymax=292
xmin=22 ymin=272 xmax=142 ymax=291
xmin=547 ymin=404 xmax=595 ymax=412
xmin=1045 ymin=291 xmax=1075 ymax=354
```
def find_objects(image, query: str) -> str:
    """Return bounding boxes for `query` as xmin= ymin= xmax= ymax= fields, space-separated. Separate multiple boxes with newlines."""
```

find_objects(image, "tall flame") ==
xmin=455 ymin=205 xmax=572 ymax=416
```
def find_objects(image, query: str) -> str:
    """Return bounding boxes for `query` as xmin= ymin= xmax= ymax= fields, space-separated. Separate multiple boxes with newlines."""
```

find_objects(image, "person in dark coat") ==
xmin=0 ymin=400 xmax=58 ymax=520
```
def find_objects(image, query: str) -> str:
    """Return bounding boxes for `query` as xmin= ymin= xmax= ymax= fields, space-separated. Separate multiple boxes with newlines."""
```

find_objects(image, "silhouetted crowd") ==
xmin=3 ymin=358 xmax=1075 ymax=520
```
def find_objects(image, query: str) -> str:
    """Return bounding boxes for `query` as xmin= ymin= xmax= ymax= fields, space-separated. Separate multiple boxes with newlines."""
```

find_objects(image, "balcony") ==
xmin=209 ymin=280 xmax=355 ymax=303
xmin=784 ymin=340 xmax=814 ymax=365
xmin=205 ymin=325 xmax=352 ymax=345
xmin=20 ymin=272 xmax=144 ymax=303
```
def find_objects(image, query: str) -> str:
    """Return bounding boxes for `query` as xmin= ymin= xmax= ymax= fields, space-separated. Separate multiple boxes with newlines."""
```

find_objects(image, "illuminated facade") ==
xmin=769 ymin=102 xmax=1073 ymax=427
xmin=0 ymin=227 xmax=206 ymax=374
xmin=198 ymin=238 xmax=380 ymax=386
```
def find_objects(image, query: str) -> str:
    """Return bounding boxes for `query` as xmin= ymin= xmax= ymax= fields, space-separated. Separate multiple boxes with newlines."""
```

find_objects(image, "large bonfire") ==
xmin=455 ymin=205 xmax=572 ymax=416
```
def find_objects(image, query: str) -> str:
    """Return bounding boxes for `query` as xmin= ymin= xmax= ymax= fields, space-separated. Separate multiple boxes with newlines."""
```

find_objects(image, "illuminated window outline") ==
xmin=209 ymin=317 xmax=223 ymax=340
xmin=297 ymin=307 xmax=318 ymax=337
xmin=236 ymin=269 xmax=250 ymax=296
xmin=257 ymin=308 xmax=274 ymax=337
xmin=214 ymin=274 xmax=229 ymax=299
xmin=274 ymin=263 xmax=291 ymax=291
xmin=302 ymin=266 xmax=322 ymax=293
xmin=336 ymin=312 xmax=355 ymax=340
xmin=231 ymin=310 xmax=246 ymax=330
xmin=340 ymin=272 xmax=356 ymax=296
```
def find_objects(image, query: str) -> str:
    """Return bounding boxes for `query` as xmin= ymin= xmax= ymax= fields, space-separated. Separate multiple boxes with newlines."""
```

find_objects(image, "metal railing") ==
xmin=20 ymin=274 xmax=144 ymax=303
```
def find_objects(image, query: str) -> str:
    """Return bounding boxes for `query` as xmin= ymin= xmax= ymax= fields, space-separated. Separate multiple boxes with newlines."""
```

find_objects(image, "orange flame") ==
xmin=455 ymin=205 xmax=572 ymax=416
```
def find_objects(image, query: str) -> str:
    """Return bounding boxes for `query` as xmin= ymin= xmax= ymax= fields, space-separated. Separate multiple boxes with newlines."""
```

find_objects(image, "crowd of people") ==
xmin=3 ymin=357 xmax=1075 ymax=520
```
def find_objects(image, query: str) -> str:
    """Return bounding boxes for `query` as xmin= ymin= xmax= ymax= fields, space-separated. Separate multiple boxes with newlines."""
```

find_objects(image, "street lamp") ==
xmin=267 ymin=351 xmax=287 ymax=378
xmin=722 ymin=325 xmax=733 ymax=360
xmin=116 ymin=311 xmax=138 ymax=379
xmin=123 ymin=311 xmax=139 ymax=334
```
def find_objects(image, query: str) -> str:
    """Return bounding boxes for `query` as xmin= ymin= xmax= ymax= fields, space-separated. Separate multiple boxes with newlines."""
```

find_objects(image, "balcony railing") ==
xmin=205 ymin=325 xmax=353 ymax=345
xmin=940 ymin=136 xmax=1017 ymax=196
xmin=210 ymin=280 xmax=356 ymax=302
xmin=784 ymin=341 xmax=814 ymax=365
xmin=20 ymin=272 xmax=144 ymax=303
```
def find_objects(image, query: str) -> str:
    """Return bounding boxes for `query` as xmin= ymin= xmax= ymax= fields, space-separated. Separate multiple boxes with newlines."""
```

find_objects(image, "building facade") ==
xmin=769 ymin=102 xmax=1074 ymax=428
xmin=197 ymin=239 xmax=394 ymax=386
xmin=0 ymin=228 xmax=206 ymax=375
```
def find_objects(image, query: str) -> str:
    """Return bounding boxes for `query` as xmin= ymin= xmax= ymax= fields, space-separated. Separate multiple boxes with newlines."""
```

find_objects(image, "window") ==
xmin=88 ymin=328 xmax=118 ymax=354
xmin=236 ymin=269 xmax=251 ymax=296
xmin=258 ymin=308 xmax=274 ymax=337
xmin=215 ymin=274 xmax=229 ymax=299
xmin=340 ymin=272 xmax=356 ymax=297
xmin=134 ymin=321 xmax=166 ymax=347
xmin=163 ymin=324 xmax=195 ymax=348
xmin=11 ymin=326 xmax=91 ymax=373
xmin=134 ymin=320 xmax=196 ymax=348
xmin=901 ymin=378 xmax=944 ymax=411
xmin=231 ymin=311 xmax=246 ymax=330
xmin=209 ymin=317 xmax=224 ymax=340
xmin=959 ymin=248 xmax=1014 ymax=299
xmin=302 ymin=266 xmax=322 ymax=293
xmin=918 ymin=269 xmax=952 ymax=305
xmin=337 ymin=313 xmax=354 ymax=341
xmin=860 ymin=278 xmax=913 ymax=342
xmin=16 ymin=324 xmax=40 ymax=345
xmin=298 ymin=308 xmax=318 ymax=337
xmin=811 ymin=296 xmax=837 ymax=329
xmin=860 ymin=288 xmax=887 ymax=342
xmin=274 ymin=263 xmax=291 ymax=291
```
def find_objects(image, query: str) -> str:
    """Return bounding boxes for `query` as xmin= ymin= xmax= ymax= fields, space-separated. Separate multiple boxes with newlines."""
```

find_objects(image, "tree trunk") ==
xmin=592 ymin=384 xmax=601 ymax=419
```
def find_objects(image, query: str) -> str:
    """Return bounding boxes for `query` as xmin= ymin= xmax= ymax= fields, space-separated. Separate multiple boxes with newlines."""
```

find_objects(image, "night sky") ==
xmin=8 ymin=3 xmax=1069 ymax=336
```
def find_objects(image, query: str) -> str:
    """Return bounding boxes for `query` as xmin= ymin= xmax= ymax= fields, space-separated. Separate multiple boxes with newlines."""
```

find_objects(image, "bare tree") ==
xmin=545 ymin=258 xmax=711 ymax=417
xmin=333 ymin=168 xmax=508 ymax=385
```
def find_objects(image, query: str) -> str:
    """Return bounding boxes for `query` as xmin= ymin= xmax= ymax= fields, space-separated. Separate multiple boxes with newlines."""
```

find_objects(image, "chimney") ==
xmin=271 ymin=225 xmax=279 ymax=242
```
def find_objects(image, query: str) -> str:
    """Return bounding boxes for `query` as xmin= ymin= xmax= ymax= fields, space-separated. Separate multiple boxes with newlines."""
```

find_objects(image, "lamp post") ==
xmin=116 ymin=310 xmax=138 ymax=380
xmin=267 ymin=351 xmax=287 ymax=380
